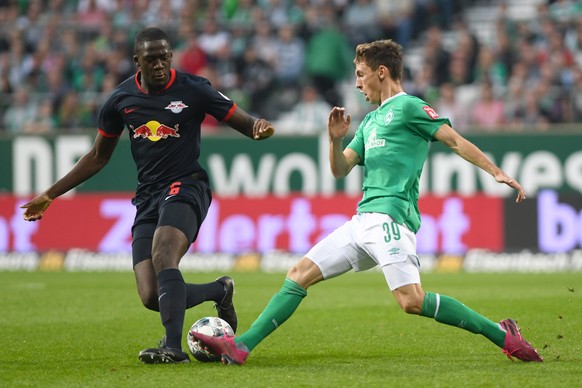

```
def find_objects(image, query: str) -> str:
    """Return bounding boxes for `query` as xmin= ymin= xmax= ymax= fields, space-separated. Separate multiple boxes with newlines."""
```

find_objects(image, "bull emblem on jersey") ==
xmin=165 ymin=101 xmax=189 ymax=114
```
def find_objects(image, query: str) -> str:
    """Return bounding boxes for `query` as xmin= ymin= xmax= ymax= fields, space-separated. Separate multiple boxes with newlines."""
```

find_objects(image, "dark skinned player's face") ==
xmin=134 ymin=39 xmax=173 ymax=93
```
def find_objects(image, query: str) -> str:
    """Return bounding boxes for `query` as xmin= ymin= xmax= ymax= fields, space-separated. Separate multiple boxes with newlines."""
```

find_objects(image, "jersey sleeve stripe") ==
xmin=98 ymin=128 xmax=121 ymax=138
xmin=221 ymin=103 xmax=237 ymax=122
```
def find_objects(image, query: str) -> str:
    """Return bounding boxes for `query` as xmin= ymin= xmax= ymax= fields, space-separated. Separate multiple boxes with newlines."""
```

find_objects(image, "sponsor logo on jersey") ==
xmin=384 ymin=109 xmax=394 ymax=125
xmin=422 ymin=105 xmax=439 ymax=119
xmin=388 ymin=247 xmax=400 ymax=255
xmin=365 ymin=128 xmax=385 ymax=150
xmin=165 ymin=101 xmax=189 ymax=113
xmin=131 ymin=121 xmax=180 ymax=141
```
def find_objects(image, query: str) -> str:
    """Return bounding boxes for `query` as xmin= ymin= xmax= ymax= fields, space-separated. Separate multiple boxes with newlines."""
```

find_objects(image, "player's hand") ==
xmin=328 ymin=107 xmax=351 ymax=141
xmin=21 ymin=194 xmax=53 ymax=221
xmin=253 ymin=118 xmax=275 ymax=140
xmin=495 ymin=173 xmax=526 ymax=203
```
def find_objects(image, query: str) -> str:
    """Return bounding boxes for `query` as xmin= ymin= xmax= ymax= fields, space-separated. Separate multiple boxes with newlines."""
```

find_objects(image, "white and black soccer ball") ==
xmin=187 ymin=316 xmax=234 ymax=362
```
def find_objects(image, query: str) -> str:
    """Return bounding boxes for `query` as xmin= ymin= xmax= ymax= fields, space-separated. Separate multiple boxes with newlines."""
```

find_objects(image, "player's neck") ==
xmin=379 ymin=82 xmax=404 ymax=106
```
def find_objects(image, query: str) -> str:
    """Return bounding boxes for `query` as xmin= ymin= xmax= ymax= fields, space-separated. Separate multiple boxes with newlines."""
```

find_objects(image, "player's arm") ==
xmin=225 ymin=106 xmax=275 ymax=140
xmin=434 ymin=123 xmax=526 ymax=202
xmin=21 ymin=133 xmax=120 ymax=221
xmin=328 ymin=107 xmax=360 ymax=178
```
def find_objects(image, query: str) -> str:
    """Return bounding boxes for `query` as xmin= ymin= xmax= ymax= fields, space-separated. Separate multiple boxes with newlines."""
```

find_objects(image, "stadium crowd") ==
xmin=0 ymin=0 xmax=580 ymax=136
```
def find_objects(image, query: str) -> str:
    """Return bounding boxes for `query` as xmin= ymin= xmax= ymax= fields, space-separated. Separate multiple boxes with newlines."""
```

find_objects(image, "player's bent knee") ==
xmin=286 ymin=257 xmax=323 ymax=289
xmin=137 ymin=284 xmax=159 ymax=311
xmin=142 ymin=296 xmax=159 ymax=311
xmin=138 ymin=289 xmax=159 ymax=311
xmin=399 ymin=300 xmax=422 ymax=315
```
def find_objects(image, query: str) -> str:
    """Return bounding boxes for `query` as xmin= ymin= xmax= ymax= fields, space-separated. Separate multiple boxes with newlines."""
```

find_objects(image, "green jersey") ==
xmin=347 ymin=93 xmax=451 ymax=233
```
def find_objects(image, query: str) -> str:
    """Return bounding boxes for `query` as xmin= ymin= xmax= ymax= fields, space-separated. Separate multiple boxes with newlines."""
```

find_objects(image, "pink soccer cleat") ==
xmin=500 ymin=319 xmax=543 ymax=362
xmin=191 ymin=331 xmax=249 ymax=365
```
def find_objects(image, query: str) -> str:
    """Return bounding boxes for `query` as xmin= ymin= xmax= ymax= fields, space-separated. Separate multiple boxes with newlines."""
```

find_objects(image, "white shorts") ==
xmin=305 ymin=213 xmax=421 ymax=291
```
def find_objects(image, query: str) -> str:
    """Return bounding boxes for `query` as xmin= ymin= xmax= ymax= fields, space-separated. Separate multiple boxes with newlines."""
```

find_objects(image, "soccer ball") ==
xmin=187 ymin=316 xmax=234 ymax=362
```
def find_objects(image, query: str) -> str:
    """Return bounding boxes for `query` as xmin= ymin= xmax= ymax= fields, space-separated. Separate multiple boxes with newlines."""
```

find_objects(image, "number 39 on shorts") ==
xmin=382 ymin=221 xmax=401 ymax=242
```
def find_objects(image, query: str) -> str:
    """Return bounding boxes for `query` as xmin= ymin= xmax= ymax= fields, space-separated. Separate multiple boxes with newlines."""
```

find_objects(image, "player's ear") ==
xmin=133 ymin=54 xmax=140 ymax=68
xmin=378 ymin=65 xmax=388 ymax=81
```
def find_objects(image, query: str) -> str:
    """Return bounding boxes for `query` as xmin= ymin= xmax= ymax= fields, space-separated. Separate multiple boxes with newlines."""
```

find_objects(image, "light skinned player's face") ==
xmin=354 ymin=61 xmax=383 ymax=105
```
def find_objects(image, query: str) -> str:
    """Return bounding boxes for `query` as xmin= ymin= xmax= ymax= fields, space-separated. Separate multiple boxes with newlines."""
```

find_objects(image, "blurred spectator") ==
xmin=211 ymin=41 xmax=238 ymax=91
xmin=434 ymin=82 xmax=469 ymax=131
xmin=520 ymin=92 xmax=550 ymax=131
xmin=287 ymin=0 xmax=308 ymax=27
xmin=197 ymin=18 xmax=229 ymax=62
xmin=228 ymin=25 xmax=249 ymax=59
xmin=493 ymin=29 xmax=517 ymax=81
xmin=469 ymin=82 xmax=506 ymax=131
xmin=450 ymin=19 xmax=480 ymax=85
xmin=2 ymin=88 xmax=37 ymax=134
xmin=23 ymin=98 xmax=56 ymax=135
xmin=75 ymin=0 xmax=107 ymax=29
xmin=343 ymin=0 xmax=379 ymax=46
xmin=70 ymin=45 xmax=105 ymax=93
xmin=421 ymin=26 xmax=450 ymax=87
xmin=0 ymin=53 xmax=13 ymax=93
xmin=548 ymin=0 xmax=582 ymax=23
xmin=305 ymin=9 xmax=352 ymax=107
xmin=376 ymin=0 xmax=414 ymax=48
xmin=504 ymin=79 xmax=526 ymax=130
xmin=564 ymin=20 xmax=582 ymax=64
xmin=473 ymin=45 xmax=507 ymax=88
xmin=448 ymin=53 xmax=471 ymax=87
xmin=535 ymin=77 xmax=565 ymax=123
xmin=175 ymin=26 xmax=208 ymax=76
xmin=16 ymin=0 xmax=45 ymax=51
xmin=56 ymin=90 xmax=95 ymax=131
xmin=571 ymin=67 xmax=582 ymax=121
xmin=410 ymin=63 xmax=438 ymax=103
xmin=272 ymin=24 xmax=305 ymax=87
xmin=236 ymin=45 xmax=276 ymax=117
xmin=274 ymin=84 xmax=332 ymax=135
xmin=264 ymin=0 xmax=289 ymax=28
xmin=250 ymin=20 xmax=278 ymax=66
xmin=226 ymin=0 xmax=255 ymax=29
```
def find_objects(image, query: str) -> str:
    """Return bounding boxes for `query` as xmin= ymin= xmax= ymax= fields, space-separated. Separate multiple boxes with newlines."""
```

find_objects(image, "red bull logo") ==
xmin=131 ymin=121 xmax=180 ymax=141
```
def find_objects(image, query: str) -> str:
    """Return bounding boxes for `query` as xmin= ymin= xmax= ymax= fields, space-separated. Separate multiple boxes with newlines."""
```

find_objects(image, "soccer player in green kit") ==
xmin=192 ymin=39 xmax=543 ymax=364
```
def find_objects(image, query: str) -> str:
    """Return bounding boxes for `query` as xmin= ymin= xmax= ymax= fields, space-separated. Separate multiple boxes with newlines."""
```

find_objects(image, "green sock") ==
xmin=235 ymin=278 xmax=307 ymax=351
xmin=421 ymin=292 xmax=506 ymax=348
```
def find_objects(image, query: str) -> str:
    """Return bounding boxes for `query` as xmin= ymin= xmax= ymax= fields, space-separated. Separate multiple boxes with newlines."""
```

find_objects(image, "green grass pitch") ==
xmin=1 ymin=270 xmax=580 ymax=387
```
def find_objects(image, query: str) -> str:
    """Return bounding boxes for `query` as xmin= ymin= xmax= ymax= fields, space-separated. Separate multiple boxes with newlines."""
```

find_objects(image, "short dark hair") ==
xmin=354 ymin=40 xmax=403 ymax=81
xmin=134 ymin=27 xmax=171 ymax=53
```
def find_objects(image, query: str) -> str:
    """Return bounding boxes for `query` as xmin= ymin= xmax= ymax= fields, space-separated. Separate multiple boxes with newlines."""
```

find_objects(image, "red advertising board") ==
xmin=0 ymin=194 xmax=502 ymax=254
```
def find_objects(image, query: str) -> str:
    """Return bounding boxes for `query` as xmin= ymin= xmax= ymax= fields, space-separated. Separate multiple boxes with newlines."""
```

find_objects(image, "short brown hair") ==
xmin=354 ymin=40 xmax=404 ymax=81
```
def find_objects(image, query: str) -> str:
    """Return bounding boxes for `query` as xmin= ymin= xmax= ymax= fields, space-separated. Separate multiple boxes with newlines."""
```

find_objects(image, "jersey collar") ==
xmin=134 ymin=68 xmax=177 ymax=94
xmin=380 ymin=92 xmax=407 ymax=107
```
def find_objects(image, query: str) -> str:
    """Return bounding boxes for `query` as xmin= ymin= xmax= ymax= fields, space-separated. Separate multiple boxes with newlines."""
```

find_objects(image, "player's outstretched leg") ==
xmin=138 ymin=337 xmax=191 ymax=364
xmin=420 ymin=292 xmax=543 ymax=362
xmin=195 ymin=278 xmax=307 ymax=365
xmin=214 ymin=276 xmax=238 ymax=333
xmin=500 ymin=319 xmax=543 ymax=362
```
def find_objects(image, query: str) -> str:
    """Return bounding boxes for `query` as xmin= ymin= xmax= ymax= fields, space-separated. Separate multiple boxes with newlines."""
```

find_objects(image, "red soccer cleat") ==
xmin=500 ymin=319 xmax=543 ymax=362
xmin=191 ymin=331 xmax=249 ymax=365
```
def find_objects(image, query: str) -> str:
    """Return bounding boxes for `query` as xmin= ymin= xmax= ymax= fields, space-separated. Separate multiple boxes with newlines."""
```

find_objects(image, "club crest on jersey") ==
xmin=384 ymin=109 xmax=394 ymax=125
xmin=130 ymin=121 xmax=180 ymax=141
xmin=165 ymin=101 xmax=189 ymax=114
xmin=422 ymin=105 xmax=439 ymax=119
